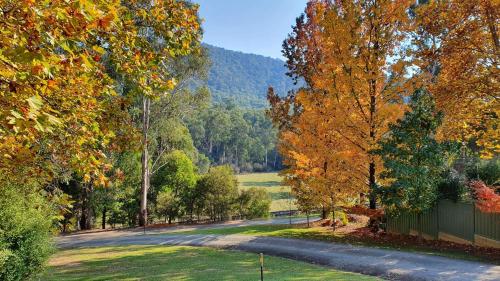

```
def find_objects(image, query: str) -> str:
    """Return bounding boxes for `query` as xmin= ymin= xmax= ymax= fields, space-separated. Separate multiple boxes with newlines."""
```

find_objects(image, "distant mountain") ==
xmin=203 ymin=44 xmax=297 ymax=108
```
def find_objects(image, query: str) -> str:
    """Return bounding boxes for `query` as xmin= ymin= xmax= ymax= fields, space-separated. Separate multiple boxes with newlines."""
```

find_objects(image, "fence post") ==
xmin=472 ymin=202 xmax=476 ymax=245
xmin=436 ymin=201 xmax=439 ymax=239
xmin=259 ymin=253 xmax=264 ymax=281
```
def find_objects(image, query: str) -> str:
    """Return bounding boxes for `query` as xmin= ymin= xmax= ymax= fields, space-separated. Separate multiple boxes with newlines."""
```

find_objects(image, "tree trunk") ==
xmin=368 ymin=18 xmax=379 ymax=210
xmin=80 ymin=183 xmax=93 ymax=230
xmin=264 ymin=147 xmax=268 ymax=168
xmin=101 ymin=206 xmax=107 ymax=230
xmin=235 ymin=145 xmax=238 ymax=168
xmin=369 ymin=161 xmax=376 ymax=209
xmin=331 ymin=195 xmax=336 ymax=231
xmin=321 ymin=206 xmax=327 ymax=219
xmin=139 ymin=97 xmax=151 ymax=227
xmin=306 ymin=211 xmax=310 ymax=228
xmin=483 ymin=2 xmax=499 ymax=52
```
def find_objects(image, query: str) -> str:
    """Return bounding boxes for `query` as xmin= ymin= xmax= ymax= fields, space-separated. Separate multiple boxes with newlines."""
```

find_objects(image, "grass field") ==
xmin=237 ymin=172 xmax=296 ymax=212
xmin=42 ymin=245 xmax=380 ymax=281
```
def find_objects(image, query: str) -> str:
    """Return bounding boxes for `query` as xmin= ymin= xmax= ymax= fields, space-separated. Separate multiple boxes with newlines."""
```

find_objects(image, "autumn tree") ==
xmin=271 ymin=0 xmax=413 ymax=209
xmin=470 ymin=180 xmax=500 ymax=213
xmin=273 ymin=88 xmax=367 ymax=221
xmin=412 ymin=0 xmax=499 ymax=158
xmin=0 ymin=0 xmax=135 ymax=277
xmin=0 ymin=0 xmax=129 ymax=185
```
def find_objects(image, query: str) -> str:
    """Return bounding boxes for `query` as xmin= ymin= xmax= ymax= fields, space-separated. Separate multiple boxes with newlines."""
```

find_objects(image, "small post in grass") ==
xmin=259 ymin=253 xmax=264 ymax=281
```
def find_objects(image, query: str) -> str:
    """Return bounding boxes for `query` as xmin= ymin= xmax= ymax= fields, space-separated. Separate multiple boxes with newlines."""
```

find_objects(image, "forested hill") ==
xmin=204 ymin=44 xmax=296 ymax=108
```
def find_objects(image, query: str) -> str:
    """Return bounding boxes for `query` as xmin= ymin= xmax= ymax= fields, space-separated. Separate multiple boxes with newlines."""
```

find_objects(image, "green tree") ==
xmin=107 ymin=0 xmax=203 ymax=226
xmin=156 ymin=190 xmax=179 ymax=224
xmin=237 ymin=188 xmax=271 ymax=219
xmin=196 ymin=165 xmax=239 ymax=221
xmin=375 ymin=90 xmax=450 ymax=239
xmin=152 ymin=150 xmax=197 ymax=221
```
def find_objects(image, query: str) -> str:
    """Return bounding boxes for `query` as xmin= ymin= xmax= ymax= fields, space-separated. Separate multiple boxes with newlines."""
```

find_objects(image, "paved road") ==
xmin=57 ymin=219 xmax=500 ymax=281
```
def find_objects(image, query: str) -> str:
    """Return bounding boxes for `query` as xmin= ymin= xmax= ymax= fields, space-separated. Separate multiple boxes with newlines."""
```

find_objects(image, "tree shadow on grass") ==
xmin=241 ymin=181 xmax=280 ymax=187
xmin=269 ymin=191 xmax=291 ymax=200
xmin=44 ymin=245 xmax=377 ymax=281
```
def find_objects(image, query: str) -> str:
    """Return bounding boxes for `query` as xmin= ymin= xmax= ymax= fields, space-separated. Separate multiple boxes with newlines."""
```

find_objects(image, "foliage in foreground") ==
xmin=0 ymin=184 xmax=53 ymax=281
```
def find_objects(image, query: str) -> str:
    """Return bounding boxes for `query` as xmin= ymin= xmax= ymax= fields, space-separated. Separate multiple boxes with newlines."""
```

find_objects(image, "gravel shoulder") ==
xmin=57 ymin=220 xmax=500 ymax=281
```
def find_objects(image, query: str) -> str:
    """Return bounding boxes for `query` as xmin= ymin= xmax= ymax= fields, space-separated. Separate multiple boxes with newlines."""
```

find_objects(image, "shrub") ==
xmin=466 ymin=158 xmax=499 ymax=186
xmin=237 ymin=188 xmax=271 ymax=219
xmin=0 ymin=185 xmax=53 ymax=281
xmin=438 ymin=170 xmax=467 ymax=202
xmin=335 ymin=210 xmax=348 ymax=226
xmin=470 ymin=180 xmax=500 ymax=213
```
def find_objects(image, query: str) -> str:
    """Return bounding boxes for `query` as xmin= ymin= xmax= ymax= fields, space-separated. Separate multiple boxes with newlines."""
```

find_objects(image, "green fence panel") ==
xmin=475 ymin=210 xmax=500 ymax=241
xmin=387 ymin=213 xmax=410 ymax=235
xmin=385 ymin=200 xmax=499 ymax=245
xmin=387 ymin=207 xmax=438 ymax=239
xmin=438 ymin=200 xmax=474 ymax=241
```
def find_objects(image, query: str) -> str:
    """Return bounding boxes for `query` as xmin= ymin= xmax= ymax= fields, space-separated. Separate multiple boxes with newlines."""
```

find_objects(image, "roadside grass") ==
xmin=42 ymin=245 xmax=380 ymax=281
xmin=169 ymin=224 xmax=500 ymax=264
xmin=237 ymin=172 xmax=296 ymax=212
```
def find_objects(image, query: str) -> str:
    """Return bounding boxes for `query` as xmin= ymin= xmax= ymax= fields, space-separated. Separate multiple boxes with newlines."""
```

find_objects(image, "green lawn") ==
xmin=170 ymin=224 xmax=499 ymax=264
xmin=42 ymin=245 xmax=379 ymax=281
xmin=237 ymin=172 xmax=296 ymax=212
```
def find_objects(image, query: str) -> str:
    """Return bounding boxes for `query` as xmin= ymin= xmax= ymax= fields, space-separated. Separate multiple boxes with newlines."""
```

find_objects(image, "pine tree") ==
xmin=375 ymin=89 xmax=448 ymax=240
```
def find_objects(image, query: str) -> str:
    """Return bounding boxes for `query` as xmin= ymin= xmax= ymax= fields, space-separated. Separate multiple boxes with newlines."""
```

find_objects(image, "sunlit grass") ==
xmin=42 ymin=245 xmax=380 ymax=281
xmin=237 ymin=172 xmax=296 ymax=212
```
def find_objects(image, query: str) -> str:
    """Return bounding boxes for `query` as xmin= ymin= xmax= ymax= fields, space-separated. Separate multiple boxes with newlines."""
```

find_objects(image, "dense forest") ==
xmin=187 ymin=102 xmax=281 ymax=173
xmin=202 ymin=44 xmax=298 ymax=108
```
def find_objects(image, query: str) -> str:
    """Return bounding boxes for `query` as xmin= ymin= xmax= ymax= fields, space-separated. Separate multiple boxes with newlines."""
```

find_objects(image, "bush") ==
xmin=438 ymin=170 xmax=467 ymax=202
xmin=237 ymin=188 xmax=271 ymax=219
xmin=335 ymin=210 xmax=348 ymax=226
xmin=0 ymin=185 xmax=53 ymax=281
xmin=466 ymin=158 xmax=499 ymax=186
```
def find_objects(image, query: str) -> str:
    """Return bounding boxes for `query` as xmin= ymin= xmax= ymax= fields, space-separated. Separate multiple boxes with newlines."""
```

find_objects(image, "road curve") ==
xmin=57 ymin=230 xmax=499 ymax=281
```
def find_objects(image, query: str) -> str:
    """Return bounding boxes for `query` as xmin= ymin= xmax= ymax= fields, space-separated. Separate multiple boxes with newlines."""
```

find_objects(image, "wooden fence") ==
xmin=386 ymin=200 xmax=500 ymax=248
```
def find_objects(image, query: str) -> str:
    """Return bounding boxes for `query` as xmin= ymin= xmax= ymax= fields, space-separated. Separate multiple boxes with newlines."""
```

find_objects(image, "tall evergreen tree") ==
xmin=375 ymin=90 xmax=448 ymax=239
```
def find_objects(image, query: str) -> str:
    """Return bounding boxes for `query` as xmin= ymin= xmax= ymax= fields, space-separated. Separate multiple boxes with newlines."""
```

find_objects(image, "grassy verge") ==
xmin=42 ymin=245 xmax=380 ymax=281
xmin=169 ymin=224 xmax=500 ymax=264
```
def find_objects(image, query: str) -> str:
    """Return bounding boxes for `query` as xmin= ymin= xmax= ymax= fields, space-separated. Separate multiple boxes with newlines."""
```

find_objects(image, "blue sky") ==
xmin=194 ymin=0 xmax=308 ymax=59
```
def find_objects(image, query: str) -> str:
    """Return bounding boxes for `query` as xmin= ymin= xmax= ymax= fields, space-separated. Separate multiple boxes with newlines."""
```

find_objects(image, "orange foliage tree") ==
xmin=0 ymin=0 xmax=131 ymax=186
xmin=270 ymin=0 xmax=413 ymax=209
xmin=413 ymin=0 xmax=499 ymax=158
